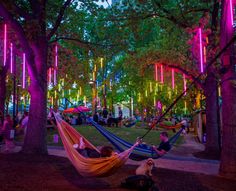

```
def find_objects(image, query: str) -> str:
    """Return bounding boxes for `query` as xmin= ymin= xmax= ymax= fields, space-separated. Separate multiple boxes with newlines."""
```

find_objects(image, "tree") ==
xmin=0 ymin=0 xmax=74 ymax=154
xmin=219 ymin=0 xmax=236 ymax=179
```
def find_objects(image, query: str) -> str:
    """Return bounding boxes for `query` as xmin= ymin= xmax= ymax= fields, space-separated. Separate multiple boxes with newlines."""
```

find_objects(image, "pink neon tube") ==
xmin=54 ymin=45 xmax=58 ymax=85
xmin=183 ymin=74 xmax=186 ymax=95
xmin=230 ymin=0 xmax=234 ymax=26
xmin=55 ymin=45 xmax=58 ymax=67
xmin=161 ymin=65 xmax=164 ymax=83
xmin=172 ymin=69 xmax=175 ymax=89
xmin=4 ymin=24 xmax=7 ymax=66
xmin=22 ymin=53 xmax=26 ymax=88
xmin=155 ymin=64 xmax=158 ymax=81
xmin=199 ymin=28 xmax=204 ymax=73
xmin=49 ymin=68 xmax=52 ymax=84
xmin=10 ymin=43 xmax=13 ymax=73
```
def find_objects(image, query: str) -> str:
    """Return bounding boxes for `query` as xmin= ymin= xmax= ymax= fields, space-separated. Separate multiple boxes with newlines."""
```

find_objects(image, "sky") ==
xmin=97 ymin=0 xmax=112 ymax=8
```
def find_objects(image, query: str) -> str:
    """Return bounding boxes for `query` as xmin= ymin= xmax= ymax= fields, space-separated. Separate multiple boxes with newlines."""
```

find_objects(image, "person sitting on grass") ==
xmin=152 ymin=131 xmax=171 ymax=156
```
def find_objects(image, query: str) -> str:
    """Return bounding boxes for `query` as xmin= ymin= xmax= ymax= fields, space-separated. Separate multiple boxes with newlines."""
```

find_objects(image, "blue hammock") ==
xmin=87 ymin=118 xmax=184 ymax=161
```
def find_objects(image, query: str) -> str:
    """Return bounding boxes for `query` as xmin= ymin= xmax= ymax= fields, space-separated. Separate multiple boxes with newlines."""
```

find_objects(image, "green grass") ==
xmin=46 ymin=124 xmax=183 ymax=147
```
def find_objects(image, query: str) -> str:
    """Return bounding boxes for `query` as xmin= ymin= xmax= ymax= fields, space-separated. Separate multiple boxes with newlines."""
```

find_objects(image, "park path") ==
xmin=1 ymin=133 xmax=220 ymax=175
xmin=47 ymin=133 xmax=220 ymax=175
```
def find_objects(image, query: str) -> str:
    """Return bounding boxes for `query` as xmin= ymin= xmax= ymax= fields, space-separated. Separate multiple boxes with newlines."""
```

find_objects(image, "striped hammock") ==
xmin=54 ymin=113 xmax=137 ymax=177
xmin=88 ymin=118 xmax=184 ymax=161
xmin=158 ymin=122 xmax=183 ymax=129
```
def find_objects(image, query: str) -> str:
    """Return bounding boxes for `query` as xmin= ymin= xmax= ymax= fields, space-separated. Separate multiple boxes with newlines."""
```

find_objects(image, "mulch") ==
xmin=0 ymin=153 xmax=235 ymax=191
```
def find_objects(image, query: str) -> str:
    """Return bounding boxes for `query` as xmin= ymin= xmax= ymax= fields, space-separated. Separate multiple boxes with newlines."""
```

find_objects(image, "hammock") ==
xmin=53 ymin=113 xmax=138 ymax=177
xmin=124 ymin=120 xmax=137 ymax=128
xmin=158 ymin=122 xmax=183 ymax=130
xmin=87 ymin=118 xmax=184 ymax=161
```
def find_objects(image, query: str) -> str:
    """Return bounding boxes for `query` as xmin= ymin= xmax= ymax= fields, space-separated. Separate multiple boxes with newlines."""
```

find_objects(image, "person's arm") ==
xmin=152 ymin=146 xmax=167 ymax=156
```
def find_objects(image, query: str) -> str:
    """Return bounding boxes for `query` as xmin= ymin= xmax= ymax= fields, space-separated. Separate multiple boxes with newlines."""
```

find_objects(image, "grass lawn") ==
xmin=46 ymin=123 xmax=183 ymax=147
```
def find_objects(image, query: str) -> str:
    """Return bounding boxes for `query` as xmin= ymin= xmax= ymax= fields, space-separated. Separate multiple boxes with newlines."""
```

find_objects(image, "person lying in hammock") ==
xmin=73 ymin=137 xmax=141 ymax=158
xmin=73 ymin=137 xmax=119 ymax=158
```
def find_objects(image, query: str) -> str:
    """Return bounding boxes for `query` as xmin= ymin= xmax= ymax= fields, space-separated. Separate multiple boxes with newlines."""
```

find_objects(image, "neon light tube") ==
xmin=184 ymin=101 xmax=187 ymax=114
xmin=54 ymin=68 xmax=57 ymax=85
xmin=22 ymin=53 xmax=26 ymax=88
xmin=160 ymin=64 xmax=164 ymax=83
xmin=101 ymin=58 xmax=103 ymax=68
xmin=49 ymin=68 xmax=52 ymax=84
xmin=150 ymin=82 xmax=153 ymax=92
xmin=172 ymin=69 xmax=175 ymax=89
xmin=10 ymin=43 xmax=13 ymax=73
xmin=183 ymin=74 xmax=186 ymax=96
xmin=155 ymin=64 xmax=158 ymax=81
xmin=54 ymin=45 xmax=58 ymax=85
xmin=55 ymin=45 xmax=58 ymax=67
xmin=199 ymin=28 xmax=204 ymax=73
xmin=230 ymin=0 xmax=234 ymax=26
xmin=4 ymin=24 xmax=7 ymax=66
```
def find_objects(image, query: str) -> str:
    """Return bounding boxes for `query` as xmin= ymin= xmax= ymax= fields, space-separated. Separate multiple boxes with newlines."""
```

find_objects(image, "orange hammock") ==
xmin=54 ymin=113 xmax=138 ymax=177
xmin=158 ymin=122 xmax=183 ymax=130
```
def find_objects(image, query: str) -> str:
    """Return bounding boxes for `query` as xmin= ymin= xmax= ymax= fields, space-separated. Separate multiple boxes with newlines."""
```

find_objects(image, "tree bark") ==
xmin=0 ymin=66 xmax=7 ymax=124
xmin=219 ymin=0 xmax=236 ymax=179
xmin=203 ymin=71 xmax=220 ymax=154
xmin=22 ymin=40 xmax=48 ymax=154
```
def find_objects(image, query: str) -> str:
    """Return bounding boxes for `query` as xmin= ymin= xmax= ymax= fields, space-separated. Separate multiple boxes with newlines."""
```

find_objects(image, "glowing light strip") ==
xmin=10 ymin=43 xmax=13 ymax=73
xmin=150 ymin=82 xmax=152 ymax=92
xmin=183 ymin=74 xmax=186 ymax=96
xmin=54 ymin=45 xmax=58 ymax=85
xmin=199 ymin=28 xmax=204 ymax=73
xmin=160 ymin=64 xmax=164 ymax=83
xmin=155 ymin=64 xmax=158 ymax=81
xmin=184 ymin=101 xmax=187 ymax=114
xmin=101 ymin=58 xmax=103 ymax=68
xmin=49 ymin=68 xmax=52 ymax=84
xmin=4 ymin=24 xmax=7 ymax=66
xmin=230 ymin=0 xmax=234 ymax=26
xmin=22 ymin=53 xmax=26 ymax=89
xmin=172 ymin=69 xmax=175 ymax=89
xmin=55 ymin=45 xmax=58 ymax=67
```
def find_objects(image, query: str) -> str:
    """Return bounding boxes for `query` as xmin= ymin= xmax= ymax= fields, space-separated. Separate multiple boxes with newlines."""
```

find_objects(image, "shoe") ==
xmin=73 ymin=144 xmax=79 ymax=149
xmin=79 ymin=137 xmax=85 ymax=149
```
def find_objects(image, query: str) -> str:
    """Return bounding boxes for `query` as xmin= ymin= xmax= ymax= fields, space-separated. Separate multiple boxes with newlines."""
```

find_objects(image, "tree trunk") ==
xmin=22 ymin=80 xmax=48 ymax=154
xmin=203 ymin=71 xmax=220 ymax=154
xmin=219 ymin=0 xmax=236 ymax=179
xmin=0 ymin=66 xmax=7 ymax=124
xmin=22 ymin=40 xmax=48 ymax=154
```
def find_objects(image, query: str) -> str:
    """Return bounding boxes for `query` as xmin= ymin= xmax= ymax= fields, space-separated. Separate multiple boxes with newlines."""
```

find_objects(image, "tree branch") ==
xmin=50 ymin=36 xmax=125 ymax=49
xmin=47 ymin=0 xmax=73 ymax=41
xmin=0 ymin=3 xmax=38 ymax=80
xmin=162 ymin=63 xmax=203 ymax=88
xmin=9 ymin=1 xmax=33 ymax=20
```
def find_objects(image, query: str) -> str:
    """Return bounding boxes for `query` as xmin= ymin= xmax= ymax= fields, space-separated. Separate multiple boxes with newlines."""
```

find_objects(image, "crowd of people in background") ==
xmin=0 ymin=110 xmax=29 ymax=152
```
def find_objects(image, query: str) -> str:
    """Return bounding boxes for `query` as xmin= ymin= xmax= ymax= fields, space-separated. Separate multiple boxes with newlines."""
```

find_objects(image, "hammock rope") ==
xmin=141 ymin=34 xmax=236 ymax=139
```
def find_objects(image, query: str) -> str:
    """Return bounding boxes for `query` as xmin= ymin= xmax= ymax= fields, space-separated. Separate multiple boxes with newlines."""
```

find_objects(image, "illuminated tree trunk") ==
xmin=203 ymin=71 xmax=220 ymax=154
xmin=22 ymin=41 xmax=48 ymax=154
xmin=203 ymin=1 xmax=221 ymax=155
xmin=219 ymin=0 xmax=236 ymax=179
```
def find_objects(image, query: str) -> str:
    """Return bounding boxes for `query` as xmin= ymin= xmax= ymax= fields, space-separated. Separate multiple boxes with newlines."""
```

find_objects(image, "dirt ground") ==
xmin=0 ymin=153 xmax=235 ymax=191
